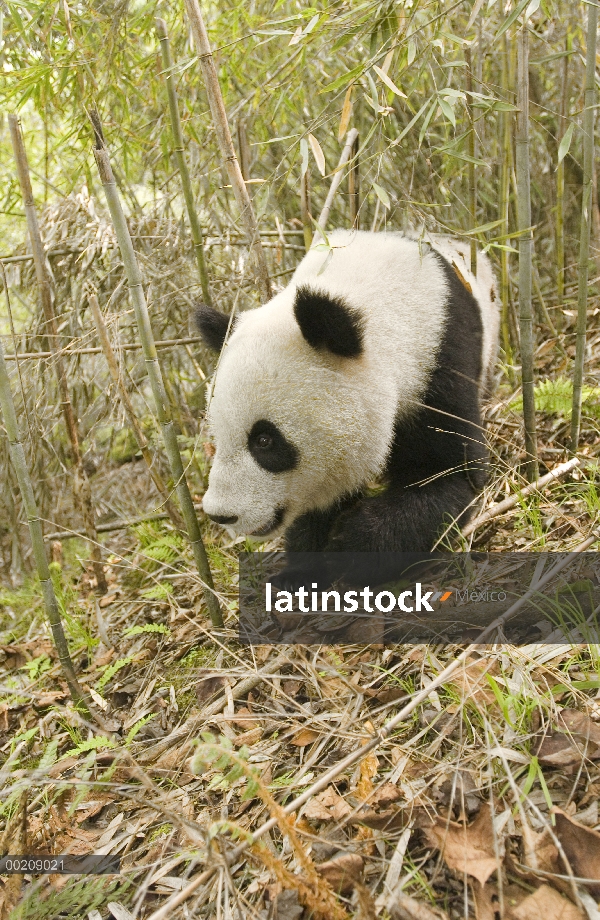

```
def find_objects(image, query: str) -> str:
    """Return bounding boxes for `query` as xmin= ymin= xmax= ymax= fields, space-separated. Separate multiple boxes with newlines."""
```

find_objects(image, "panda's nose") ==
xmin=207 ymin=513 xmax=238 ymax=525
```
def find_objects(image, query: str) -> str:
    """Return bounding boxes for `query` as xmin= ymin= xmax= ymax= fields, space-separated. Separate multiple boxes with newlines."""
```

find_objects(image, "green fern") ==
xmin=96 ymin=656 xmax=133 ymax=691
xmin=62 ymin=735 xmax=116 ymax=759
xmin=124 ymin=622 xmax=171 ymax=637
xmin=140 ymin=583 xmax=174 ymax=601
xmin=510 ymin=377 xmax=600 ymax=418
xmin=139 ymin=534 xmax=185 ymax=567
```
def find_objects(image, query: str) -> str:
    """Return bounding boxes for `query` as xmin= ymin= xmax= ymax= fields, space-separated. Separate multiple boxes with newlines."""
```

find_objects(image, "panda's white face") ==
xmin=200 ymin=287 xmax=393 ymax=538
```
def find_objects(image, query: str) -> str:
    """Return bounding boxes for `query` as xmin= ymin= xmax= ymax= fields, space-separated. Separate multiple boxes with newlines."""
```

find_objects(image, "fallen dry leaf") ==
xmin=99 ymin=593 xmax=118 ymax=608
xmin=423 ymin=804 xmax=500 ymax=886
xmin=195 ymin=671 xmax=227 ymax=705
xmin=229 ymin=707 xmax=260 ymax=731
xmin=472 ymin=881 xmax=500 ymax=920
xmin=388 ymin=888 xmax=449 ymax=919
xmin=449 ymin=659 xmax=497 ymax=707
xmin=370 ymin=782 xmax=401 ymax=808
xmin=314 ymin=853 xmax=363 ymax=894
xmin=536 ymin=733 xmax=586 ymax=769
xmin=291 ymin=728 xmax=319 ymax=747
xmin=553 ymin=808 xmax=600 ymax=897
xmin=304 ymin=786 xmax=352 ymax=822
xmin=558 ymin=709 xmax=600 ymax=746
xmin=509 ymin=884 xmax=584 ymax=920
xmin=356 ymin=727 xmax=378 ymax=801
xmin=233 ymin=726 xmax=263 ymax=747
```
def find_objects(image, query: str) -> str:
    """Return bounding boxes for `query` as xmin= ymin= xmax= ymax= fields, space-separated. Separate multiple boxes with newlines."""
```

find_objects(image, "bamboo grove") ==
xmin=0 ymin=0 xmax=599 ymax=682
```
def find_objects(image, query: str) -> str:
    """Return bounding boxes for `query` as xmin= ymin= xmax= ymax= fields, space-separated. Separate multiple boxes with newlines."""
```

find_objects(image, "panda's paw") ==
xmin=271 ymin=565 xmax=328 ymax=594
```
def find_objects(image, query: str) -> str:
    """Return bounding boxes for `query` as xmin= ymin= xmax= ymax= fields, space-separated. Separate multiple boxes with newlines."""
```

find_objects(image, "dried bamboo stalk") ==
xmin=556 ymin=35 xmax=570 ymax=316
xmin=90 ymin=111 xmax=222 ymax=629
xmin=0 ymin=329 xmax=87 ymax=709
xmin=156 ymin=17 xmax=212 ymax=305
xmin=86 ymin=285 xmax=184 ymax=530
xmin=316 ymin=128 xmax=359 ymax=235
xmin=500 ymin=33 xmax=514 ymax=378
xmin=462 ymin=457 xmax=580 ymax=538
xmin=300 ymin=169 xmax=312 ymax=252
xmin=571 ymin=2 xmax=598 ymax=449
xmin=236 ymin=119 xmax=251 ymax=183
xmin=2 ymin=337 xmax=204 ymax=361
xmin=465 ymin=45 xmax=477 ymax=276
xmin=183 ymin=0 xmax=272 ymax=301
xmin=8 ymin=115 xmax=107 ymax=594
xmin=515 ymin=27 xmax=538 ymax=480
xmin=348 ymin=131 xmax=360 ymax=229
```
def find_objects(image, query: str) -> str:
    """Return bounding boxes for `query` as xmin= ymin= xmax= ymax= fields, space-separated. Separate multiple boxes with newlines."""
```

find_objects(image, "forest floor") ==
xmin=1 ymin=301 xmax=600 ymax=920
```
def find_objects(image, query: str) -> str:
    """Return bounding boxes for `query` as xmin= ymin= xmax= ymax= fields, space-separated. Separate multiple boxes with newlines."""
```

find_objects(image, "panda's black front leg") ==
xmin=273 ymin=506 xmax=343 ymax=592
xmin=326 ymin=478 xmax=477 ymax=555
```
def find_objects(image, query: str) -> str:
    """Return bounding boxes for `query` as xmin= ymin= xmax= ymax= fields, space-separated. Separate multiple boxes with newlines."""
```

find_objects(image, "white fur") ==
xmin=202 ymin=229 xmax=498 ymax=537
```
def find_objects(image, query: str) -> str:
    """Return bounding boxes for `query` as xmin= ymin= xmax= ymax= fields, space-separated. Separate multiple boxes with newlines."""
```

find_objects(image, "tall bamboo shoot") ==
xmin=571 ymin=2 xmax=598 ymax=448
xmin=183 ymin=0 xmax=272 ymax=301
xmin=516 ymin=26 xmax=538 ymax=479
xmin=156 ymin=18 xmax=212 ymax=306
xmin=8 ymin=115 xmax=107 ymax=593
xmin=0 ymin=315 xmax=86 ymax=709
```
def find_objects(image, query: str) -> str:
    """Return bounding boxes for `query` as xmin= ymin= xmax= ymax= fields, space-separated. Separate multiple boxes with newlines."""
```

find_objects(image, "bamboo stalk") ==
xmin=236 ymin=118 xmax=251 ymax=184
xmin=465 ymin=45 xmax=477 ymax=276
xmin=316 ymin=128 xmax=359 ymax=236
xmin=571 ymin=2 xmax=598 ymax=450
xmin=1 ymin=336 xmax=205 ymax=361
xmin=300 ymin=169 xmax=312 ymax=252
xmin=8 ymin=115 xmax=108 ymax=594
xmin=86 ymin=285 xmax=184 ymax=531
xmin=182 ymin=0 xmax=272 ymax=301
xmin=156 ymin=18 xmax=212 ymax=306
xmin=89 ymin=111 xmax=223 ymax=628
xmin=500 ymin=32 xmax=514 ymax=379
xmin=0 ymin=323 xmax=87 ymax=709
xmin=348 ymin=132 xmax=360 ymax=229
xmin=556 ymin=34 xmax=570 ymax=317
xmin=515 ymin=26 xmax=538 ymax=480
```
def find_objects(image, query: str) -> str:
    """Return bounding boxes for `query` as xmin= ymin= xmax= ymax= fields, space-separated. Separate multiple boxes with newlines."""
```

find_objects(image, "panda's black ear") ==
xmin=293 ymin=285 xmax=363 ymax=358
xmin=194 ymin=303 xmax=231 ymax=352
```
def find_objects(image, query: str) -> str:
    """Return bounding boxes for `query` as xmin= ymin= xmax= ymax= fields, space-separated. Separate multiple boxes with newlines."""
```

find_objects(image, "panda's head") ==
xmin=195 ymin=285 xmax=389 ymax=538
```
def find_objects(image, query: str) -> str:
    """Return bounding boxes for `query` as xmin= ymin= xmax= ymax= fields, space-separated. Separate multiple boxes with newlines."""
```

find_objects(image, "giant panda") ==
xmin=195 ymin=230 xmax=499 ymax=559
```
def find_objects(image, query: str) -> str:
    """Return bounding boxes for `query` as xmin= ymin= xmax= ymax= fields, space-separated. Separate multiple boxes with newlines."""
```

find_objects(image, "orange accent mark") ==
xmin=440 ymin=591 xmax=453 ymax=602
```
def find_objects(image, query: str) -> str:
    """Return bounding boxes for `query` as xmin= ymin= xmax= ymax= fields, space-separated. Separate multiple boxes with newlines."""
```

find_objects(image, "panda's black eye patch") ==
xmin=248 ymin=420 xmax=298 ymax=473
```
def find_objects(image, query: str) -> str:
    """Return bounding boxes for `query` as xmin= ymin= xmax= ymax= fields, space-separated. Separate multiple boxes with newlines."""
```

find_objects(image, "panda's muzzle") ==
xmin=250 ymin=506 xmax=286 ymax=537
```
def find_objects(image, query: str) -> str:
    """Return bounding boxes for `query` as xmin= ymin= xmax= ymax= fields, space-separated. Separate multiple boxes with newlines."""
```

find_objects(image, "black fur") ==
xmin=248 ymin=419 xmax=299 ymax=473
xmin=286 ymin=251 xmax=487 ymax=560
xmin=194 ymin=303 xmax=231 ymax=352
xmin=294 ymin=285 xmax=363 ymax=357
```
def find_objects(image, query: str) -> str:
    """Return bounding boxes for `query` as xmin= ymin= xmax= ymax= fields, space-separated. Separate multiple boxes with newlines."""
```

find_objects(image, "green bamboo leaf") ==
xmin=372 ymin=182 xmax=391 ymax=209
xmin=300 ymin=137 xmax=309 ymax=177
xmin=495 ymin=0 xmax=530 ymax=40
xmin=438 ymin=96 xmax=456 ymax=126
xmin=373 ymin=64 xmax=407 ymax=98
xmin=308 ymin=133 xmax=326 ymax=175
xmin=557 ymin=122 xmax=575 ymax=164
xmin=393 ymin=99 xmax=430 ymax=146
xmin=462 ymin=218 xmax=505 ymax=235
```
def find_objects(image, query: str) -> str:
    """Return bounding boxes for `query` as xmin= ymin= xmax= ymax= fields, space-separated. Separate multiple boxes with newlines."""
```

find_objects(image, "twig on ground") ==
xmin=462 ymin=456 xmax=581 ymax=538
